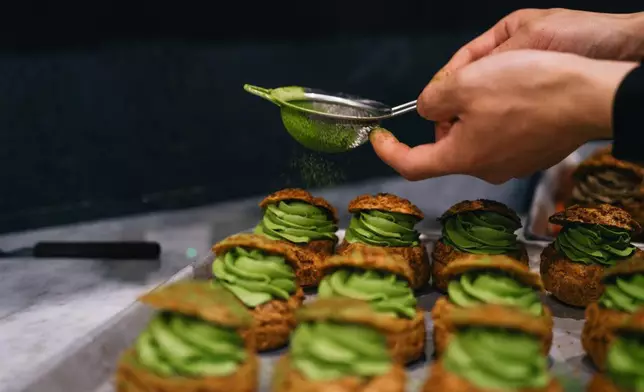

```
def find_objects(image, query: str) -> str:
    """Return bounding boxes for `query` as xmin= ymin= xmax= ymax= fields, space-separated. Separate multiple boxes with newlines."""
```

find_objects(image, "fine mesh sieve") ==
xmin=244 ymin=84 xmax=417 ymax=153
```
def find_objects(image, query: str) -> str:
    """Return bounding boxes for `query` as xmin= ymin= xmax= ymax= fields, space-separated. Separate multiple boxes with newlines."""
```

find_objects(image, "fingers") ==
xmin=369 ymin=129 xmax=459 ymax=181
xmin=440 ymin=24 xmax=512 ymax=75
xmin=438 ymin=8 xmax=543 ymax=74
xmin=417 ymin=74 xmax=461 ymax=121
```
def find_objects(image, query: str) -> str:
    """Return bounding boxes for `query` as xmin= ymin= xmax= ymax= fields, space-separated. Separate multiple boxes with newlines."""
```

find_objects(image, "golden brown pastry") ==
xmin=271 ymin=298 xmax=406 ymax=392
xmin=432 ymin=254 xmax=553 ymax=357
xmin=586 ymin=309 xmax=644 ymax=392
xmin=115 ymin=282 xmax=258 ymax=392
xmin=582 ymin=255 xmax=644 ymax=370
xmin=540 ymin=204 xmax=642 ymax=307
xmin=432 ymin=199 xmax=528 ymax=292
xmin=212 ymin=233 xmax=305 ymax=351
xmin=422 ymin=305 xmax=562 ymax=392
xmin=318 ymin=247 xmax=425 ymax=364
xmin=570 ymin=144 xmax=644 ymax=242
xmin=336 ymin=193 xmax=429 ymax=290
xmin=254 ymin=188 xmax=338 ymax=286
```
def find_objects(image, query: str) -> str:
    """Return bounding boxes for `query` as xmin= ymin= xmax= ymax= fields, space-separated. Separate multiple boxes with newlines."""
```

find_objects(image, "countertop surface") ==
xmin=0 ymin=175 xmax=531 ymax=392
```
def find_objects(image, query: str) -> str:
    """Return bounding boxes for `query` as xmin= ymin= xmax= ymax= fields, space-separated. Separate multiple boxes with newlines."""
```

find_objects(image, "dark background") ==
xmin=0 ymin=1 xmax=639 ymax=233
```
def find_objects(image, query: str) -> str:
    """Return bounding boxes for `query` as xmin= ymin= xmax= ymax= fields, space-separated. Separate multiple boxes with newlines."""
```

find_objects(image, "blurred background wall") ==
xmin=0 ymin=0 xmax=638 ymax=233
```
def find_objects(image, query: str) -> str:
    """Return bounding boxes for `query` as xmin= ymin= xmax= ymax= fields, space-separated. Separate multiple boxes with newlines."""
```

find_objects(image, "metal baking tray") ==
xmin=20 ymin=230 xmax=589 ymax=392
xmin=525 ymin=141 xmax=644 ymax=248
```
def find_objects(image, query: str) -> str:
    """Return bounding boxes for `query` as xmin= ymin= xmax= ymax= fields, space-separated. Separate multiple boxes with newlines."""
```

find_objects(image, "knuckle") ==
xmin=524 ymin=20 xmax=539 ymax=34
xmin=510 ymin=8 xmax=546 ymax=19
xmin=398 ymin=167 xmax=423 ymax=182
xmin=507 ymin=8 xmax=534 ymax=20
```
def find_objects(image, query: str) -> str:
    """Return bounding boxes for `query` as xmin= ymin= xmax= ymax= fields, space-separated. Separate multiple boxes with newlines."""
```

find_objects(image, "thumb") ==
xmin=369 ymin=128 xmax=459 ymax=181
xmin=417 ymin=74 xmax=462 ymax=122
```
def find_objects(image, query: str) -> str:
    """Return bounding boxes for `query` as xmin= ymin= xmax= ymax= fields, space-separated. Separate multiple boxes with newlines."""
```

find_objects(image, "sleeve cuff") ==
xmin=612 ymin=64 xmax=644 ymax=163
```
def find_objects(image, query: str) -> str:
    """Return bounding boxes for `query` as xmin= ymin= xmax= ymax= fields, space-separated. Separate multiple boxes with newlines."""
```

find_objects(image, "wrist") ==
xmin=574 ymin=59 xmax=639 ymax=140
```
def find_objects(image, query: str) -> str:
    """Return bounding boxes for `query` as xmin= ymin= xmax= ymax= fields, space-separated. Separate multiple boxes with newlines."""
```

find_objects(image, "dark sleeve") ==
xmin=612 ymin=64 xmax=644 ymax=163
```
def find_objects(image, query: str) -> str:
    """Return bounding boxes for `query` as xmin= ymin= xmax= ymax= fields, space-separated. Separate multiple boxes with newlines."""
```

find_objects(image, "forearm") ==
xmin=612 ymin=65 xmax=644 ymax=163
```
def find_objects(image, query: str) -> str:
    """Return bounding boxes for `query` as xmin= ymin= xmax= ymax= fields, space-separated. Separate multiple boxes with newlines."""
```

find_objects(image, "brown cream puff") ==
xmin=570 ymin=144 xmax=644 ymax=242
xmin=422 ymin=305 xmax=562 ymax=392
xmin=432 ymin=254 xmax=553 ymax=357
xmin=212 ymin=233 xmax=305 ymax=351
xmin=318 ymin=247 xmax=426 ymax=364
xmin=254 ymin=188 xmax=338 ymax=286
xmin=582 ymin=254 xmax=644 ymax=370
xmin=336 ymin=193 xmax=430 ymax=290
xmin=271 ymin=298 xmax=406 ymax=392
xmin=586 ymin=308 xmax=644 ymax=392
xmin=540 ymin=204 xmax=642 ymax=307
xmin=432 ymin=199 xmax=529 ymax=292
xmin=115 ymin=282 xmax=258 ymax=392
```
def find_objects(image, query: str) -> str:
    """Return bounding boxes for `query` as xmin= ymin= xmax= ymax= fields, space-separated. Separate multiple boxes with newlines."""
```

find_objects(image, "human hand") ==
xmin=370 ymin=50 xmax=638 ymax=184
xmin=438 ymin=8 xmax=644 ymax=77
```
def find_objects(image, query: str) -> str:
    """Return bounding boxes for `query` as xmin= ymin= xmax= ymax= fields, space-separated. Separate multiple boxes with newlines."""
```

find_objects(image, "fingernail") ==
xmin=369 ymin=128 xmax=396 ymax=143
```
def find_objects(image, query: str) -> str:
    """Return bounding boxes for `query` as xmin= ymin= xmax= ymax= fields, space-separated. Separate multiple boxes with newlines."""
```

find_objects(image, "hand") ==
xmin=370 ymin=50 xmax=638 ymax=184
xmin=439 ymin=8 xmax=644 ymax=77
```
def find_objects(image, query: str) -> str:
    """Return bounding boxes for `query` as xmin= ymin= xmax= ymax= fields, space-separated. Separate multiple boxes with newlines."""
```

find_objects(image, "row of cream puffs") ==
xmin=251 ymin=189 xmax=643 ymax=310
xmin=116 ymin=280 xmax=567 ymax=392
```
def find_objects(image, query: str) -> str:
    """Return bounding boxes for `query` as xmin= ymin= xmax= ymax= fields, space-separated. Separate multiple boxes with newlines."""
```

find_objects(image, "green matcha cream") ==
xmin=554 ymin=224 xmax=636 ymax=266
xmin=254 ymin=200 xmax=338 ymax=244
xmin=448 ymin=271 xmax=543 ymax=316
xmin=212 ymin=247 xmax=297 ymax=307
xmin=318 ymin=269 xmax=417 ymax=318
xmin=606 ymin=333 xmax=644 ymax=390
xmin=442 ymin=211 xmax=520 ymax=254
xmin=599 ymin=273 xmax=644 ymax=313
xmin=345 ymin=210 xmax=420 ymax=247
xmin=443 ymin=327 xmax=550 ymax=389
xmin=134 ymin=312 xmax=246 ymax=377
xmin=290 ymin=321 xmax=392 ymax=380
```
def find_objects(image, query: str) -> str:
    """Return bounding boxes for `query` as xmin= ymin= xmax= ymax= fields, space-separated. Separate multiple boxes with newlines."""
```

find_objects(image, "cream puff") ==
xmin=271 ymin=297 xmax=406 ymax=392
xmin=432 ymin=254 xmax=553 ymax=357
xmin=337 ymin=193 xmax=430 ymax=289
xmin=541 ymin=204 xmax=642 ymax=307
xmin=318 ymin=247 xmax=426 ymax=364
xmin=212 ymin=233 xmax=305 ymax=351
xmin=582 ymin=254 xmax=644 ymax=370
xmin=570 ymin=144 xmax=644 ymax=243
xmin=254 ymin=188 xmax=338 ymax=286
xmin=423 ymin=305 xmax=562 ymax=392
xmin=587 ymin=308 xmax=644 ymax=391
xmin=432 ymin=199 xmax=528 ymax=292
xmin=115 ymin=282 xmax=258 ymax=392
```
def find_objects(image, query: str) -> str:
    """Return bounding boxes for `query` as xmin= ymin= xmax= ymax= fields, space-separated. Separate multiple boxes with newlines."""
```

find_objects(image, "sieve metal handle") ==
xmin=390 ymin=100 xmax=417 ymax=117
xmin=243 ymin=84 xmax=279 ymax=105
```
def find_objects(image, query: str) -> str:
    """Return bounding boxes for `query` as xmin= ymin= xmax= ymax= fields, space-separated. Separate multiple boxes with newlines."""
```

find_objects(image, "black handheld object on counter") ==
xmin=31 ymin=241 xmax=161 ymax=259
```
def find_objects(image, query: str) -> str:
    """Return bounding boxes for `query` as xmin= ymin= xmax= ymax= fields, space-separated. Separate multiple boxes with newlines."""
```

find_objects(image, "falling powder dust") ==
xmin=289 ymin=151 xmax=347 ymax=189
